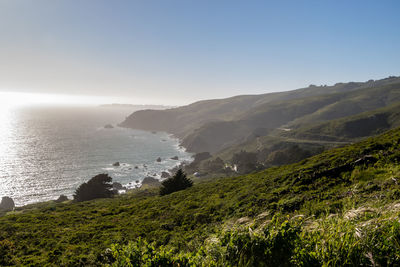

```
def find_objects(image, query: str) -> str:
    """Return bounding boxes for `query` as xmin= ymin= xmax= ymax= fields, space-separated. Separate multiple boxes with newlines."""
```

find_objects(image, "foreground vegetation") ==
xmin=2 ymin=127 xmax=400 ymax=265
xmin=110 ymin=210 xmax=400 ymax=266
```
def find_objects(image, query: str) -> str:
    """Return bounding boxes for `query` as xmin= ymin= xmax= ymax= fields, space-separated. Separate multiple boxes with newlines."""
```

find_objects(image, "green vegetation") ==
xmin=2 ymin=127 xmax=400 ymax=265
xmin=121 ymin=76 xmax=400 ymax=178
xmin=231 ymin=150 xmax=260 ymax=174
xmin=74 ymin=173 xmax=114 ymax=202
xmin=284 ymin=101 xmax=400 ymax=141
xmin=160 ymin=169 xmax=193 ymax=196
xmin=109 ymin=211 xmax=400 ymax=266
xmin=121 ymin=76 xmax=400 ymax=154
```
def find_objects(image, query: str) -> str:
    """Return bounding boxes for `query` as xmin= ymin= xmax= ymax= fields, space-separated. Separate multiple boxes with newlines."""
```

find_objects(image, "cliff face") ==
xmin=120 ymin=76 xmax=400 ymax=153
xmin=120 ymin=109 xmax=180 ymax=134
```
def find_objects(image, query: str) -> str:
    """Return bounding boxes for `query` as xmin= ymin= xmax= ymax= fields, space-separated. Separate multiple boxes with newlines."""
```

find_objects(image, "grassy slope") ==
xmin=1 ymin=127 xmax=400 ymax=265
xmin=212 ymin=100 xmax=400 ymax=162
xmin=283 ymin=101 xmax=400 ymax=141
xmin=121 ymin=77 xmax=400 ymax=154
xmin=182 ymin=82 xmax=400 ymax=154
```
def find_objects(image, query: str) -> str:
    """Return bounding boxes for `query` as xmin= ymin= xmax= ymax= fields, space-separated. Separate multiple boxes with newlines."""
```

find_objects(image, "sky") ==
xmin=0 ymin=0 xmax=399 ymax=105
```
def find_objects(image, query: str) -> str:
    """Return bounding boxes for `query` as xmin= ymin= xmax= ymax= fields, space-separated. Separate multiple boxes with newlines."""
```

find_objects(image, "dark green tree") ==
xmin=160 ymin=169 xmax=193 ymax=196
xmin=74 ymin=173 xmax=114 ymax=202
xmin=205 ymin=157 xmax=225 ymax=172
xmin=231 ymin=150 xmax=259 ymax=173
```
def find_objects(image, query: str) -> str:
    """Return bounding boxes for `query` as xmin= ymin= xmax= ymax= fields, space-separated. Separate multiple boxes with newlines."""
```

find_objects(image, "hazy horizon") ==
xmin=0 ymin=74 xmax=397 ymax=107
xmin=1 ymin=0 xmax=399 ymax=105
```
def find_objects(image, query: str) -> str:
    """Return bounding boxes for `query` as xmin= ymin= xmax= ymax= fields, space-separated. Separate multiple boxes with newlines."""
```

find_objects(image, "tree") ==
xmin=205 ymin=157 xmax=225 ymax=172
xmin=160 ymin=169 xmax=193 ymax=196
xmin=74 ymin=173 xmax=114 ymax=202
xmin=231 ymin=150 xmax=259 ymax=173
xmin=266 ymin=145 xmax=311 ymax=166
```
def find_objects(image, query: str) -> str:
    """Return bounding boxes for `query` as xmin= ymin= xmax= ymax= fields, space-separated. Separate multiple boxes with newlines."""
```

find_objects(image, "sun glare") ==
xmin=0 ymin=91 xmax=107 ymax=109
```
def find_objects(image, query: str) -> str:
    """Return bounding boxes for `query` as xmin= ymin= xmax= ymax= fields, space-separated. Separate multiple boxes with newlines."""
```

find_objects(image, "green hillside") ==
xmin=283 ymin=101 xmax=400 ymax=141
xmin=120 ymin=76 xmax=400 ymax=154
xmin=2 ymin=127 xmax=400 ymax=265
xmin=207 ymin=101 xmax=400 ymax=170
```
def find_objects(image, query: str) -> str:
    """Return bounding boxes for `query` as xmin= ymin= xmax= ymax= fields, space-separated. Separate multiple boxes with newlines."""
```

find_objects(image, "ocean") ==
xmin=0 ymin=105 xmax=192 ymax=206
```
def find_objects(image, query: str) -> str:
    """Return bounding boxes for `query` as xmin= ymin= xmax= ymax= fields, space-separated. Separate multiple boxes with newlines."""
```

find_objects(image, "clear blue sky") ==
xmin=0 ymin=0 xmax=399 ymax=105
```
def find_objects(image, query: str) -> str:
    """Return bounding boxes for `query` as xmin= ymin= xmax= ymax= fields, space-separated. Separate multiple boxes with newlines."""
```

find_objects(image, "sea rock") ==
xmin=113 ymin=162 xmax=120 ymax=167
xmin=141 ymin=177 xmax=161 ymax=187
xmin=112 ymin=189 xmax=119 ymax=195
xmin=156 ymin=157 xmax=162 ymax=162
xmin=0 ymin=196 xmax=15 ymax=211
xmin=104 ymin=124 xmax=114 ymax=129
xmin=112 ymin=182 xmax=125 ymax=190
xmin=193 ymin=172 xmax=202 ymax=177
xmin=134 ymin=166 xmax=139 ymax=169
xmin=161 ymin=171 xmax=171 ymax=178
xmin=171 ymin=156 xmax=179 ymax=160
xmin=55 ymin=195 xmax=69 ymax=203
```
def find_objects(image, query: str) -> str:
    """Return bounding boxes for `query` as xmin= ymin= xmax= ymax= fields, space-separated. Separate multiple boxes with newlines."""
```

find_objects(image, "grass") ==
xmin=1 ymin=127 xmax=400 ymax=265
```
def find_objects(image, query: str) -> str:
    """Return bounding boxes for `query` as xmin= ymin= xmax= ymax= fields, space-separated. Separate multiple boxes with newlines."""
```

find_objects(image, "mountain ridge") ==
xmin=120 ymin=76 xmax=400 ymax=155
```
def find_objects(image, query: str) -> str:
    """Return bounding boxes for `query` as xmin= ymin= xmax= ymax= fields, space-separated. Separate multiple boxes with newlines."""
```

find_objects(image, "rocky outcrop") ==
xmin=171 ymin=156 xmax=179 ymax=160
xmin=161 ymin=171 xmax=171 ymax=178
xmin=113 ymin=162 xmax=120 ymax=167
xmin=0 ymin=197 xmax=15 ymax=211
xmin=112 ymin=182 xmax=126 ymax=190
xmin=156 ymin=157 xmax=162 ymax=162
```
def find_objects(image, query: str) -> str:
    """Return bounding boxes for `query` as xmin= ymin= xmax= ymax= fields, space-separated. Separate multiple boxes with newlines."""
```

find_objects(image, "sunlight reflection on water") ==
xmin=0 ymin=101 xmax=192 ymax=206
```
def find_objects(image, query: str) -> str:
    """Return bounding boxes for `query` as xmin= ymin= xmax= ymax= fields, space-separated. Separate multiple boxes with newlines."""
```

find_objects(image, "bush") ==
xmin=221 ymin=217 xmax=301 ymax=267
xmin=74 ymin=174 xmax=114 ymax=202
xmin=110 ymin=238 xmax=190 ymax=266
xmin=160 ymin=169 xmax=193 ymax=196
xmin=204 ymin=157 xmax=225 ymax=173
xmin=0 ymin=240 xmax=16 ymax=266
xmin=231 ymin=150 xmax=259 ymax=173
xmin=109 ymin=216 xmax=400 ymax=266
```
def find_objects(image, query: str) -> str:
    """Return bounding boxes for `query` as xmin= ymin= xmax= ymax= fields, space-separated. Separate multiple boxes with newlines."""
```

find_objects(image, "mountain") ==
xmin=2 ymin=126 xmax=400 ymax=265
xmin=120 ymin=76 xmax=400 ymax=154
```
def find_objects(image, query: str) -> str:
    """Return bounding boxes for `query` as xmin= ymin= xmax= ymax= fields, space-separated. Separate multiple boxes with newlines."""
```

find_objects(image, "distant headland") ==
xmin=99 ymin=103 xmax=176 ymax=110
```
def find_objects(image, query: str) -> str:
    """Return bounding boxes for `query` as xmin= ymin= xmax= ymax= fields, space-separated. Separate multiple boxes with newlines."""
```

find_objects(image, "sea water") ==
xmin=0 ymin=105 xmax=192 ymax=206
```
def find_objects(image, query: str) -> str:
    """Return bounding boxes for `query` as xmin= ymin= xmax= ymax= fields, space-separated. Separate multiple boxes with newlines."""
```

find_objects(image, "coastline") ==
xmin=120 ymin=129 xmax=194 ymax=190
xmin=2 ymin=127 xmax=193 ymax=209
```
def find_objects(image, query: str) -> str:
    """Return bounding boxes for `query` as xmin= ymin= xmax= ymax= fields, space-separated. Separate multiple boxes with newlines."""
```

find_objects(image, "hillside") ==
xmin=207 ymin=101 xmax=400 ymax=168
xmin=2 ymin=127 xmax=400 ymax=265
xmin=282 ymin=101 xmax=400 ymax=141
xmin=120 ymin=76 xmax=400 ymax=154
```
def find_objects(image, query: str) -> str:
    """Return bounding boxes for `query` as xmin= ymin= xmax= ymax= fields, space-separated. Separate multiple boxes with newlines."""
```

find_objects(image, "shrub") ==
xmin=0 ymin=240 xmax=16 ymax=266
xmin=109 ymin=238 xmax=190 ymax=266
xmin=231 ymin=150 xmax=259 ymax=173
xmin=160 ymin=169 xmax=193 ymax=196
xmin=204 ymin=157 xmax=225 ymax=173
xmin=74 ymin=174 xmax=114 ymax=202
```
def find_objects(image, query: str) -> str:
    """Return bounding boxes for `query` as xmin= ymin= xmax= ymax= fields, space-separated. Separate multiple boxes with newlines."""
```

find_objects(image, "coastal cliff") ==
xmin=120 ymin=76 xmax=400 ymax=154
